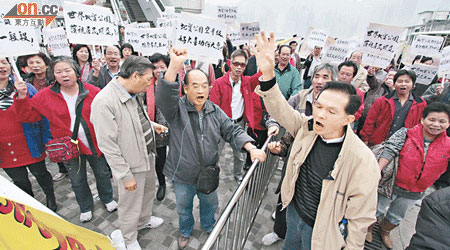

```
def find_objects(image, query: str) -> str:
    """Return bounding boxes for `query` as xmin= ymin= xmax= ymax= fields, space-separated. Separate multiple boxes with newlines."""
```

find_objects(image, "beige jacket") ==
xmin=90 ymin=78 xmax=156 ymax=184
xmin=256 ymin=83 xmax=380 ymax=250
xmin=353 ymin=66 xmax=369 ymax=92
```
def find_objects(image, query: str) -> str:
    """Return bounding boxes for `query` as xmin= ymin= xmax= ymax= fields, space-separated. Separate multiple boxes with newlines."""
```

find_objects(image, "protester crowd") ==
xmin=1 ymin=21 xmax=450 ymax=250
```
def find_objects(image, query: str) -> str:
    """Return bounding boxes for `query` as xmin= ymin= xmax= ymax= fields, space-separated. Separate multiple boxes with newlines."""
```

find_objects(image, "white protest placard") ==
xmin=411 ymin=35 xmax=444 ymax=56
xmin=308 ymin=28 xmax=328 ymax=48
xmin=227 ymin=22 xmax=244 ymax=45
xmin=156 ymin=17 xmax=177 ymax=43
xmin=64 ymin=1 xmax=119 ymax=45
xmin=217 ymin=6 xmax=237 ymax=23
xmin=240 ymin=22 xmax=260 ymax=40
xmin=124 ymin=26 xmax=141 ymax=51
xmin=139 ymin=28 xmax=170 ymax=56
xmin=361 ymin=52 xmax=392 ymax=69
xmin=408 ymin=64 xmax=438 ymax=85
xmin=43 ymin=27 xmax=71 ymax=57
xmin=361 ymin=23 xmax=405 ymax=59
xmin=0 ymin=7 xmax=40 ymax=57
xmin=439 ymin=46 xmax=450 ymax=75
xmin=322 ymin=38 xmax=350 ymax=63
xmin=137 ymin=22 xmax=151 ymax=28
xmin=174 ymin=13 xmax=226 ymax=63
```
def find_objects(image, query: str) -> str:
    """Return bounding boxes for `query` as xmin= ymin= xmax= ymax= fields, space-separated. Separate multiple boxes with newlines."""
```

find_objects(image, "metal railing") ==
xmin=201 ymin=134 xmax=281 ymax=250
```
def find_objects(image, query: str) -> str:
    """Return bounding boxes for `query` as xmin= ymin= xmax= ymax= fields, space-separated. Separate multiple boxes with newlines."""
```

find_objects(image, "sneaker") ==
xmin=271 ymin=211 xmax=276 ymax=220
xmin=137 ymin=216 xmax=164 ymax=230
xmin=80 ymin=211 xmax=92 ymax=223
xmin=105 ymin=200 xmax=118 ymax=212
xmin=262 ymin=232 xmax=281 ymax=246
xmin=178 ymin=236 xmax=189 ymax=249
xmin=126 ymin=240 xmax=142 ymax=250
xmin=53 ymin=172 xmax=67 ymax=182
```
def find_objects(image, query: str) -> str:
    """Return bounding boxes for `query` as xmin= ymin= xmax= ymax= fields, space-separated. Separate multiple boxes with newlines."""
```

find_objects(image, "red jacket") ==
xmin=395 ymin=124 xmax=450 ymax=192
xmin=360 ymin=91 xmax=426 ymax=145
xmin=14 ymin=82 xmax=102 ymax=156
xmin=210 ymin=71 xmax=261 ymax=129
xmin=355 ymin=88 xmax=365 ymax=121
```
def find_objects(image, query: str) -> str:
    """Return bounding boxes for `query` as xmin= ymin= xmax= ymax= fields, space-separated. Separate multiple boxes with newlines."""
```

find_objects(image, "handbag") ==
xmin=155 ymin=108 xmax=169 ymax=148
xmin=45 ymin=100 xmax=84 ymax=163
xmin=188 ymin=113 xmax=220 ymax=194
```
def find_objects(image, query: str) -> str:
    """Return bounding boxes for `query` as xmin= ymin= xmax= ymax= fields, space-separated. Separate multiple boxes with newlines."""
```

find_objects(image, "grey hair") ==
xmin=47 ymin=56 xmax=81 ymax=83
xmin=119 ymin=55 xmax=154 ymax=79
xmin=313 ymin=63 xmax=338 ymax=81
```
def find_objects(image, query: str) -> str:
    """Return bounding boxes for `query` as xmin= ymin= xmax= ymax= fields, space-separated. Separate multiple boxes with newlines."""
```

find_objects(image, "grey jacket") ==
xmin=156 ymin=76 xmax=254 ymax=185
xmin=91 ymin=78 xmax=156 ymax=184
xmin=87 ymin=64 xmax=113 ymax=89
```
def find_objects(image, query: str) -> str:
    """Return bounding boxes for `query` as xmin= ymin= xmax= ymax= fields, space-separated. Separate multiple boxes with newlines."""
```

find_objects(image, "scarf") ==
xmin=0 ymin=78 xmax=15 ymax=110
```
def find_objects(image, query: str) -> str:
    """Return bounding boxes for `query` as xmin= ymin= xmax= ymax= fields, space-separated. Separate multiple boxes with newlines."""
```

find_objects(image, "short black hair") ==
xmin=289 ymin=40 xmax=297 ymax=46
xmin=104 ymin=45 xmax=122 ymax=56
xmin=338 ymin=60 xmax=358 ymax=78
xmin=394 ymin=69 xmax=416 ymax=85
xmin=230 ymin=49 xmax=248 ymax=61
xmin=72 ymin=44 xmax=92 ymax=64
xmin=149 ymin=53 xmax=170 ymax=67
xmin=422 ymin=102 xmax=450 ymax=120
xmin=278 ymin=45 xmax=292 ymax=54
xmin=120 ymin=43 xmax=135 ymax=58
xmin=24 ymin=52 xmax=51 ymax=66
xmin=420 ymin=56 xmax=433 ymax=64
xmin=317 ymin=81 xmax=361 ymax=115
xmin=183 ymin=68 xmax=209 ymax=86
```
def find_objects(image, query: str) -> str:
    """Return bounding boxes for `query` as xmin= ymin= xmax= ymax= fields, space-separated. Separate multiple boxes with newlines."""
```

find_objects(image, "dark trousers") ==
xmin=155 ymin=146 xmax=167 ymax=186
xmin=57 ymin=162 xmax=67 ymax=173
xmin=274 ymin=194 xmax=287 ymax=238
xmin=3 ymin=160 xmax=54 ymax=197
xmin=245 ymin=127 xmax=268 ymax=167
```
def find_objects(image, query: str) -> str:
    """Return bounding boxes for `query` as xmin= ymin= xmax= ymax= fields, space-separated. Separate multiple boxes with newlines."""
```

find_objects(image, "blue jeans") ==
xmin=173 ymin=181 xmax=218 ymax=237
xmin=283 ymin=203 xmax=313 ymax=250
xmin=376 ymin=193 xmax=418 ymax=225
xmin=65 ymin=154 xmax=113 ymax=213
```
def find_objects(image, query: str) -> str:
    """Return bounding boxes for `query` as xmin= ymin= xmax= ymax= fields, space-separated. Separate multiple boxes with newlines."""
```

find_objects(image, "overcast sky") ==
xmin=203 ymin=0 xmax=450 ymax=40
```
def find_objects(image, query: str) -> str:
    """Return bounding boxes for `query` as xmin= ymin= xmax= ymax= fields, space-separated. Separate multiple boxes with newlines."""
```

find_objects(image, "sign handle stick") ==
xmin=442 ymin=74 xmax=446 ymax=88
xmin=8 ymin=57 xmax=23 ymax=82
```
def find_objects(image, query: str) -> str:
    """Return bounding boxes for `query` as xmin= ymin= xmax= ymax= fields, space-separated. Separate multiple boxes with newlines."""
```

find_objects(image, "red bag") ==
xmin=45 ymin=137 xmax=80 ymax=162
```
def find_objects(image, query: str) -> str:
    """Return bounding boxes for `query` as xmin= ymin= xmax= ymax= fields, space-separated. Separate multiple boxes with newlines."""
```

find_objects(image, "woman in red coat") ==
xmin=0 ymin=58 xmax=56 ymax=211
xmin=14 ymin=56 xmax=116 ymax=223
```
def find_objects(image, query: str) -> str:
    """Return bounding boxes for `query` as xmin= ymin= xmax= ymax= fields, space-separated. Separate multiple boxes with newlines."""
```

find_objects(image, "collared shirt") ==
xmin=106 ymin=64 xmax=120 ymax=79
xmin=229 ymin=74 xmax=244 ymax=120
xmin=321 ymin=132 xmax=345 ymax=144
xmin=389 ymin=92 xmax=414 ymax=137
xmin=113 ymin=78 xmax=137 ymax=102
xmin=276 ymin=63 xmax=291 ymax=75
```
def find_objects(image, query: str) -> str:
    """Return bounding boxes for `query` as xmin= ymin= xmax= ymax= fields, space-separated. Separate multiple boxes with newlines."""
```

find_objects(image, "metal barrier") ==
xmin=201 ymin=134 xmax=281 ymax=250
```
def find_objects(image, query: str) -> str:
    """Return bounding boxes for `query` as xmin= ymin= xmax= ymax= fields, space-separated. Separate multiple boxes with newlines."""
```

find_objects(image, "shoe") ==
xmin=46 ymin=194 xmax=57 ymax=212
xmin=178 ymin=236 xmax=189 ymax=249
xmin=137 ymin=216 xmax=164 ymax=230
xmin=156 ymin=185 xmax=166 ymax=201
xmin=365 ymin=222 xmax=376 ymax=243
xmin=271 ymin=211 xmax=276 ymax=220
xmin=126 ymin=240 xmax=142 ymax=250
xmin=80 ymin=211 xmax=93 ymax=223
xmin=53 ymin=172 xmax=67 ymax=182
xmin=105 ymin=200 xmax=118 ymax=212
xmin=379 ymin=219 xmax=398 ymax=249
xmin=262 ymin=232 xmax=281 ymax=246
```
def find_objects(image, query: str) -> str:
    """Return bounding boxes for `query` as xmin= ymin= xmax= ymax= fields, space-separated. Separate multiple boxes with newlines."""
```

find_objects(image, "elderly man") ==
xmin=157 ymin=47 xmax=266 ymax=249
xmin=255 ymin=31 xmax=379 ymax=250
xmin=88 ymin=45 xmax=121 ymax=89
xmin=91 ymin=56 xmax=165 ymax=250
xmin=349 ymin=50 xmax=369 ymax=92
xmin=289 ymin=40 xmax=302 ymax=72
xmin=275 ymin=45 xmax=302 ymax=100
xmin=303 ymin=45 xmax=322 ymax=89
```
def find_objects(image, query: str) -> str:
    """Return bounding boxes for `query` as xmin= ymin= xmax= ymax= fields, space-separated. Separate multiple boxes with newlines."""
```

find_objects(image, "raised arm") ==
xmin=13 ymin=79 xmax=45 ymax=123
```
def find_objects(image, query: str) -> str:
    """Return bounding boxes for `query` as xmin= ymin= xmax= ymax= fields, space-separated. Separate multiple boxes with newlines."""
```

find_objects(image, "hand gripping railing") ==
xmin=201 ymin=134 xmax=280 ymax=250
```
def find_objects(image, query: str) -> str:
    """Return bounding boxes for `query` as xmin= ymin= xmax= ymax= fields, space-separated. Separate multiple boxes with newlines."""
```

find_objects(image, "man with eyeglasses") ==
xmin=276 ymin=45 xmax=302 ymax=100
xmin=210 ymin=49 xmax=262 ymax=183
xmin=88 ymin=45 xmax=122 ymax=89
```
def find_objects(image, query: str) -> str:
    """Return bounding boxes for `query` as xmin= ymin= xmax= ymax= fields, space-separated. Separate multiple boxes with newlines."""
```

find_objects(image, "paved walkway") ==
xmin=1 ymin=144 xmax=424 ymax=249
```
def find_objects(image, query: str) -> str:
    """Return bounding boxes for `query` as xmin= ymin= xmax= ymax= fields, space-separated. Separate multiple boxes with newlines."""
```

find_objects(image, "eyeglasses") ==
xmin=232 ymin=61 xmax=247 ymax=68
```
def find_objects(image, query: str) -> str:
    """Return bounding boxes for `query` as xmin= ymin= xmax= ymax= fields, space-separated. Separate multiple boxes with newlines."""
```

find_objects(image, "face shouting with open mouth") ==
xmin=105 ymin=46 xmax=121 ymax=69
xmin=0 ymin=58 xmax=11 ymax=81
xmin=53 ymin=62 xmax=78 ymax=88
xmin=184 ymin=69 xmax=209 ymax=112
xmin=394 ymin=75 xmax=413 ymax=96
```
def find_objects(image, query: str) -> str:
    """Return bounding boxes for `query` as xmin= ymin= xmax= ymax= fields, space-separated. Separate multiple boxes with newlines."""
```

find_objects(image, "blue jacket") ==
xmin=21 ymin=82 xmax=52 ymax=158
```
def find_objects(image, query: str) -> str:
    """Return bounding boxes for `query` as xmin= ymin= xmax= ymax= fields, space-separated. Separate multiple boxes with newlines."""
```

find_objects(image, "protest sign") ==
xmin=411 ymin=35 xmax=444 ymax=56
xmin=409 ymin=64 xmax=438 ymax=85
xmin=124 ymin=26 xmax=141 ymax=51
xmin=0 ymin=7 xmax=40 ymax=57
xmin=137 ymin=22 xmax=151 ymax=28
xmin=43 ymin=27 xmax=71 ymax=57
xmin=125 ymin=27 xmax=169 ymax=55
xmin=64 ymin=1 xmax=119 ymax=45
xmin=227 ymin=22 xmax=244 ymax=45
xmin=361 ymin=52 xmax=392 ymax=69
xmin=322 ymin=38 xmax=350 ymax=63
xmin=361 ymin=23 xmax=405 ymax=59
xmin=156 ymin=17 xmax=177 ymax=43
xmin=240 ymin=22 xmax=260 ymax=40
xmin=174 ymin=12 xmax=226 ymax=63
xmin=308 ymin=28 xmax=328 ymax=48
xmin=217 ymin=6 xmax=237 ymax=23
xmin=439 ymin=46 xmax=450 ymax=75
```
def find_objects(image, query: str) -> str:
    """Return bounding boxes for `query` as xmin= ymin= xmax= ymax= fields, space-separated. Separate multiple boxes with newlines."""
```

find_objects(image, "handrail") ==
xmin=202 ymin=134 xmax=280 ymax=249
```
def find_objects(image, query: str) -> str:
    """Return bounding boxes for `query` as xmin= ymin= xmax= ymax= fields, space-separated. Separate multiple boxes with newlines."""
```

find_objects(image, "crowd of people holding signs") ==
xmin=2 ymin=1 xmax=450 ymax=250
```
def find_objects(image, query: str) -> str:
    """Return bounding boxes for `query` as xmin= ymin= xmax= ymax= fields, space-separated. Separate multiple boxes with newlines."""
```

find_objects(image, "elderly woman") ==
xmin=72 ymin=44 xmax=94 ymax=83
xmin=14 ymin=56 xmax=116 ymax=223
xmin=0 ymin=58 xmax=56 ymax=211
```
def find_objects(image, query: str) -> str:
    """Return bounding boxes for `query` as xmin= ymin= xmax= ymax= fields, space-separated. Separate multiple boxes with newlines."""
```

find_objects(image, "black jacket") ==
xmin=406 ymin=187 xmax=450 ymax=250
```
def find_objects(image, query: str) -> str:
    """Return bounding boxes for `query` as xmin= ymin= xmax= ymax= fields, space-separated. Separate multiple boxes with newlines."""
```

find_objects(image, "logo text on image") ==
xmin=3 ymin=2 xmax=59 ymax=27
